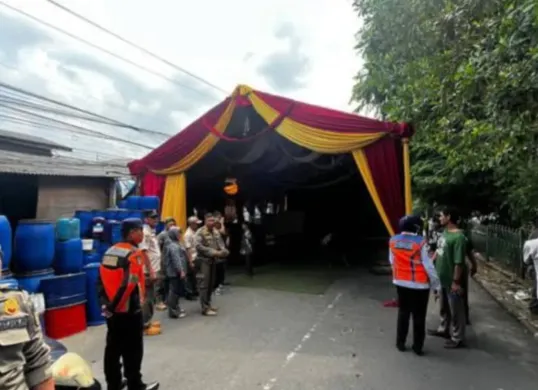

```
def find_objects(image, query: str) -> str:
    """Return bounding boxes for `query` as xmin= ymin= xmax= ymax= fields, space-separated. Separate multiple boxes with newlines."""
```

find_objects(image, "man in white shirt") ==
xmin=139 ymin=210 xmax=163 ymax=336
xmin=523 ymin=238 xmax=538 ymax=315
xmin=184 ymin=216 xmax=202 ymax=298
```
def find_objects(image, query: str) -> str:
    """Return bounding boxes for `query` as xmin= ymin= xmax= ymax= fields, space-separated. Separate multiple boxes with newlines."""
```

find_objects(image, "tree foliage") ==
xmin=352 ymin=0 xmax=538 ymax=223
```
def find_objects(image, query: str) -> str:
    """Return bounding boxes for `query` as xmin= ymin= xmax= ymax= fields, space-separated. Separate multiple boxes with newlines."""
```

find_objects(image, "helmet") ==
xmin=398 ymin=215 xmax=422 ymax=234
xmin=121 ymin=218 xmax=143 ymax=237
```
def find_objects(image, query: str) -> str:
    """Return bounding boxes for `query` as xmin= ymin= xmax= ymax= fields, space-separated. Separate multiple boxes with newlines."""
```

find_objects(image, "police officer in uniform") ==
xmin=389 ymin=215 xmax=440 ymax=356
xmin=97 ymin=218 xmax=159 ymax=390
xmin=0 ymin=254 xmax=55 ymax=390
xmin=195 ymin=213 xmax=229 ymax=316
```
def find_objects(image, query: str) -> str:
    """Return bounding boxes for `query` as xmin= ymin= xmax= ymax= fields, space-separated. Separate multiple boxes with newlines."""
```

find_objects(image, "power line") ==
xmin=46 ymin=0 xmax=228 ymax=95
xmin=0 ymin=2 xmax=222 ymax=100
xmin=0 ymin=103 xmax=153 ymax=149
xmin=0 ymin=79 xmax=172 ymax=137
xmin=0 ymin=61 xmax=173 ymax=136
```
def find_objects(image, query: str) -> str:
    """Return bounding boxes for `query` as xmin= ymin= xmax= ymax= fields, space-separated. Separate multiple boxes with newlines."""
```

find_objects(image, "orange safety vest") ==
xmin=99 ymin=242 xmax=145 ymax=313
xmin=389 ymin=234 xmax=429 ymax=284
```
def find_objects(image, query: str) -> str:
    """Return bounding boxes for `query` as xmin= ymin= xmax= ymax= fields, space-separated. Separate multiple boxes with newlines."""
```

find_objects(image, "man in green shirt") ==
xmin=428 ymin=207 xmax=467 ymax=348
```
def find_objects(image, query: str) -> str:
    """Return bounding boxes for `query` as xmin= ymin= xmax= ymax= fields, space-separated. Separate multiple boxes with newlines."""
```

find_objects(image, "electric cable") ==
xmin=0 ymin=2 xmax=221 ymax=100
xmin=46 ymin=0 xmax=228 ymax=94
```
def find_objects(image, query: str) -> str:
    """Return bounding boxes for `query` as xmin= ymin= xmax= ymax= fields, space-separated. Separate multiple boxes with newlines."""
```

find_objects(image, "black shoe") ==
xmin=396 ymin=343 xmax=406 ymax=352
xmin=427 ymin=329 xmax=450 ymax=339
xmin=444 ymin=339 xmax=464 ymax=349
xmin=412 ymin=346 xmax=424 ymax=356
xmin=134 ymin=382 xmax=159 ymax=390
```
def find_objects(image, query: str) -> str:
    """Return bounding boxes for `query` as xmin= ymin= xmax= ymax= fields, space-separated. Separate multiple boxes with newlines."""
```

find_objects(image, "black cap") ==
xmin=121 ymin=218 xmax=143 ymax=237
xmin=144 ymin=210 xmax=159 ymax=219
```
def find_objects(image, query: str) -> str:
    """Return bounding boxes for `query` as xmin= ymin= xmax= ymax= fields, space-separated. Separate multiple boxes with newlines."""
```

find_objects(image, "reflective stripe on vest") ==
xmin=390 ymin=235 xmax=428 ymax=284
xmin=99 ymin=242 xmax=143 ymax=313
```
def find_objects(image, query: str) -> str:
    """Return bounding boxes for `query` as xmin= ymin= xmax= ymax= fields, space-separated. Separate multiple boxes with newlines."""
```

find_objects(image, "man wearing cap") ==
xmin=184 ymin=216 xmax=202 ymax=298
xmin=390 ymin=215 xmax=440 ymax=356
xmin=97 ymin=218 xmax=159 ymax=390
xmin=139 ymin=211 xmax=163 ymax=336
xmin=195 ymin=213 xmax=229 ymax=316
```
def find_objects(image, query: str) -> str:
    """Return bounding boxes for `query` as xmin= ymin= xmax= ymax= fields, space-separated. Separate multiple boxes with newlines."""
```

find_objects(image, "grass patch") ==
xmin=229 ymin=264 xmax=343 ymax=295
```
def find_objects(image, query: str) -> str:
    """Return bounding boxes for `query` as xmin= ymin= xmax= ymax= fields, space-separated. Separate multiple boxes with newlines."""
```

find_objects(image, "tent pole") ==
xmin=402 ymin=138 xmax=412 ymax=215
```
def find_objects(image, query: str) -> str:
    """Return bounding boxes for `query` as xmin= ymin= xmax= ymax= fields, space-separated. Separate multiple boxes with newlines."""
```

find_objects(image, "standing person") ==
xmin=428 ymin=206 xmax=468 ymax=349
xmin=157 ymin=217 xmax=176 ymax=253
xmin=214 ymin=217 xmax=228 ymax=295
xmin=195 ymin=213 xmax=229 ymax=316
xmin=523 ymin=237 xmax=538 ymax=315
xmin=139 ymin=210 xmax=162 ymax=336
xmin=0 ymin=257 xmax=55 ymax=390
xmin=157 ymin=217 xmax=176 ymax=306
xmin=164 ymin=226 xmax=188 ymax=319
xmin=184 ymin=216 xmax=202 ymax=299
xmin=390 ymin=215 xmax=440 ymax=356
xmin=241 ymin=222 xmax=254 ymax=276
xmin=97 ymin=218 xmax=159 ymax=390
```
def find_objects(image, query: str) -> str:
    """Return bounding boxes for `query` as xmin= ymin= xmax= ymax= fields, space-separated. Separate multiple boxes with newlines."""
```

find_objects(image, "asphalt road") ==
xmin=62 ymin=272 xmax=538 ymax=390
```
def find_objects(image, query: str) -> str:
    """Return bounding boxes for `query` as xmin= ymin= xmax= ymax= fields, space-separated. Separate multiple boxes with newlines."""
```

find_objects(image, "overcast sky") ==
xmin=0 ymin=0 xmax=361 ymax=161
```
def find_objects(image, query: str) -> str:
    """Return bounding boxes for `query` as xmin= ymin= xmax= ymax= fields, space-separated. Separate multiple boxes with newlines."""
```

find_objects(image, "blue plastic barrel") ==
xmin=0 ymin=277 xmax=18 ymax=289
xmin=105 ymin=220 xmax=122 ymax=244
xmin=91 ymin=217 xmax=106 ymax=241
xmin=0 ymin=215 xmax=12 ymax=271
xmin=40 ymin=273 xmax=86 ymax=309
xmin=129 ymin=210 xmax=144 ymax=220
xmin=98 ymin=242 xmax=111 ymax=258
xmin=117 ymin=200 xmax=128 ymax=209
xmin=126 ymin=196 xmax=141 ymax=210
xmin=69 ymin=218 xmax=80 ymax=239
xmin=16 ymin=269 xmax=54 ymax=293
xmin=15 ymin=220 xmax=55 ymax=272
xmin=56 ymin=218 xmax=72 ymax=241
xmin=83 ymin=263 xmax=105 ymax=326
xmin=83 ymin=251 xmax=101 ymax=266
xmin=74 ymin=211 xmax=93 ymax=238
xmin=115 ymin=209 xmax=130 ymax=221
xmin=139 ymin=196 xmax=160 ymax=212
xmin=55 ymin=238 xmax=83 ymax=274
xmin=92 ymin=210 xmax=106 ymax=219
xmin=156 ymin=221 xmax=165 ymax=234
xmin=104 ymin=209 xmax=118 ymax=221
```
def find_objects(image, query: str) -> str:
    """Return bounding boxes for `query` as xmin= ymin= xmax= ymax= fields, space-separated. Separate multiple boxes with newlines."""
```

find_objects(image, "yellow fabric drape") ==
xmin=152 ymin=97 xmax=236 ymax=175
xmin=161 ymin=173 xmax=187 ymax=231
xmin=352 ymin=149 xmax=395 ymax=235
xmin=247 ymin=88 xmax=385 ymax=153
xmin=402 ymin=138 xmax=413 ymax=215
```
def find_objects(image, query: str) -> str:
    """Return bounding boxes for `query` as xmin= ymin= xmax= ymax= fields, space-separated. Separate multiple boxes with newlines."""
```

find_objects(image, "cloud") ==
xmin=256 ymin=22 xmax=310 ymax=92
xmin=0 ymin=10 xmax=221 ymax=160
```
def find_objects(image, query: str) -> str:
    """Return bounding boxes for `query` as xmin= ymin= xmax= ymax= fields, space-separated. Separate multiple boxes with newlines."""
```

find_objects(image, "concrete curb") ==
xmin=473 ymin=275 xmax=538 ymax=337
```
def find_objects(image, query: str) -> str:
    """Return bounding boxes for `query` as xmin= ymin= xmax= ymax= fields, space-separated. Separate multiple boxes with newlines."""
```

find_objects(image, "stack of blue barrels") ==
xmin=14 ymin=220 xmax=56 ymax=293
xmin=38 ymin=218 xmax=87 ymax=309
xmin=0 ymin=215 xmax=16 ymax=287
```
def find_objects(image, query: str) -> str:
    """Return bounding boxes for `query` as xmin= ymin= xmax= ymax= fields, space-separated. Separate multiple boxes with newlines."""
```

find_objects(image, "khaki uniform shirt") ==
xmin=195 ymin=226 xmax=229 ymax=263
xmin=0 ymin=287 xmax=52 ymax=390
xmin=140 ymin=224 xmax=161 ymax=274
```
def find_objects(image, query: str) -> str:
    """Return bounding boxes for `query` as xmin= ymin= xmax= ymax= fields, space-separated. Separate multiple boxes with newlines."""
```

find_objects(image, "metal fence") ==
xmin=468 ymin=222 xmax=527 ymax=277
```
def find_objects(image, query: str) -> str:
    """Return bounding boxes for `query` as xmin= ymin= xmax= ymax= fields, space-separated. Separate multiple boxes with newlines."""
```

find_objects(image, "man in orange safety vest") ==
xmin=97 ymin=218 xmax=159 ymax=390
xmin=389 ymin=215 xmax=440 ymax=356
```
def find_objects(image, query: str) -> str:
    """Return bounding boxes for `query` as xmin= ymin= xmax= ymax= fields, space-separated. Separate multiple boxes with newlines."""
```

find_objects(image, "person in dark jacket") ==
xmin=164 ymin=227 xmax=188 ymax=319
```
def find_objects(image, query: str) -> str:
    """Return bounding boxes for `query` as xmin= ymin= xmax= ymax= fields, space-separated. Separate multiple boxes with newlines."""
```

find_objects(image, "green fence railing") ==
xmin=468 ymin=222 xmax=527 ymax=278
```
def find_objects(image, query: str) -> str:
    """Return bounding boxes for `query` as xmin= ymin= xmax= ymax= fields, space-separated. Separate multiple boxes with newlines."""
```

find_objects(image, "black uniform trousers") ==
xmin=104 ymin=311 xmax=144 ymax=390
xmin=396 ymin=286 xmax=430 ymax=351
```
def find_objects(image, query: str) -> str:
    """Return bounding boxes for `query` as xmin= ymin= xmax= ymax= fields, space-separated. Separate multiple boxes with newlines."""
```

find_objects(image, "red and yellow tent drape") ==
xmin=128 ymin=85 xmax=414 ymax=235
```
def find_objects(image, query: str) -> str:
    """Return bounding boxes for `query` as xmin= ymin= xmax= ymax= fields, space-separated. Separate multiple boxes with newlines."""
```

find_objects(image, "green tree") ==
xmin=352 ymin=0 xmax=538 ymax=224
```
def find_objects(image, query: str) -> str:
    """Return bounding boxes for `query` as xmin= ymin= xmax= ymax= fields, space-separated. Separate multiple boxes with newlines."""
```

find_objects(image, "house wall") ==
xmin=36 ymin=176 xmax=113 ymax=220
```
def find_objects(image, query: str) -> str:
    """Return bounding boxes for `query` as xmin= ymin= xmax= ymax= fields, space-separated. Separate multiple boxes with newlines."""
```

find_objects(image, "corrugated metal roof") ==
xmin=0 ymin=128 xmax=72 ymax=151
xmin=0 ymin=150 xmax=130 ymax=178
